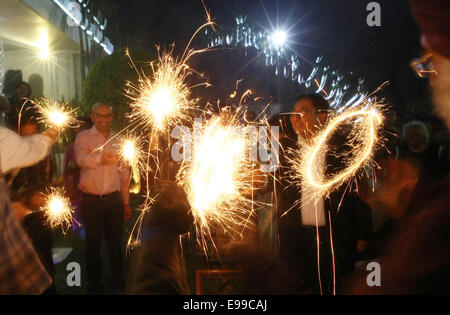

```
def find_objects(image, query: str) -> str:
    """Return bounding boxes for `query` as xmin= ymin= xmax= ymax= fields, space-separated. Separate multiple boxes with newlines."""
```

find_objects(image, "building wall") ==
xmin=3 ymin=48 xmax=81 ymax=102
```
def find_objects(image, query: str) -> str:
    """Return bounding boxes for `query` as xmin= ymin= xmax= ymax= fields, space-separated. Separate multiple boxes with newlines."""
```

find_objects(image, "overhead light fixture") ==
xmin=39 ymin=48 xmax=50 ymax=60
xmin=37 ymin=30 xmax=50 ymax=60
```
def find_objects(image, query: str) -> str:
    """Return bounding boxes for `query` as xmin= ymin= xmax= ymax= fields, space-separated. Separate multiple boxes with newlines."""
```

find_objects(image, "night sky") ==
xmin=95 ymin=0 xmax=437 ymax=125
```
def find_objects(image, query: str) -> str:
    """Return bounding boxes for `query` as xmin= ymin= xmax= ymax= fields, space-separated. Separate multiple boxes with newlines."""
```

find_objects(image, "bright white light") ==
xmin=271 ymin=30 xmax=287 ymax=47
xmin=37 ymin=30 xmax=50 ymax=60
xmin=39 ymin=48 xmax=50 ymax=60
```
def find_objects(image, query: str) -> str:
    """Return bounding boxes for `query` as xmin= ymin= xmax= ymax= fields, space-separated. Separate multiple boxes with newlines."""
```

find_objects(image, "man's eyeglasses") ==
xmin=410 ymin=53 xmax=437 ymax=79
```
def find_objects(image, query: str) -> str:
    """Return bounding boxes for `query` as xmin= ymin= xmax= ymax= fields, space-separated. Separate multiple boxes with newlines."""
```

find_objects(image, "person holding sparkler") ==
xmin=277 ymin=94 xmax=372 ymax=294
xmin=4 ymin=109 xmax=57 ymax=294
xmin=342 ymin=0 xmax=450 ymax=294
xmin=0 ymin=121 xmax=58 ymax=294
xmin=74 ymin=102 xmax=130 ymax=294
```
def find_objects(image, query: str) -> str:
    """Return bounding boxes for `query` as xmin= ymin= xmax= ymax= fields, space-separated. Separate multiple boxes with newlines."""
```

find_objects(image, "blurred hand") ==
xmin=42 ymin=128 xmax=59 ymax=145
xmin=102 ymin=152 xmax=119 ymax=166
xmin=124 ymin=204 xmax=132 ymax=222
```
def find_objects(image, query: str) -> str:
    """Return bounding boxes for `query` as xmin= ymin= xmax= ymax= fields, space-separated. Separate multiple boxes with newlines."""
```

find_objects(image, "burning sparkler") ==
xmin=42 ymin=188 xmax=73 ymax=230
xmin=34 ymin=98 xmax=78 ymax=131
xmin=290 ymin=101 xmax=384 ymax=200
xmin=123 ymin=17 xmax=215 ymax=251
xmin=119 ymin=135 xmax=144 ymax=194
xmin=176 ymin=110 xmax=257 ymax=251
xmin=127 ymin=53 xmax=192 ymax=131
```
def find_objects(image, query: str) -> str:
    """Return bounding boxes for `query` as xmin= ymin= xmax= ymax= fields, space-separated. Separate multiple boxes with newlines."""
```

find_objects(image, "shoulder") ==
xmin=0 ymin=126 xmax=20 ymax=145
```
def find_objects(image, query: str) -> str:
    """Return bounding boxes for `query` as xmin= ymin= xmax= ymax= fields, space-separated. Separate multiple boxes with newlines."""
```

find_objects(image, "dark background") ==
xmin=92 ymin=0 xmax=442 ymax=128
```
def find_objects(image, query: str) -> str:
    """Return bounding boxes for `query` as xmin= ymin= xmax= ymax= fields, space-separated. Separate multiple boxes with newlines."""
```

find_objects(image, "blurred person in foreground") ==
xmin=0 ymin=123 xmax=58 ymax=294
xmin=5 ymin=108 xmax=56 ymax=294
xmin=344 ymin=0 xmax=450 ymax=293
xmin=126 ymin=181 xmax=192 ymax=294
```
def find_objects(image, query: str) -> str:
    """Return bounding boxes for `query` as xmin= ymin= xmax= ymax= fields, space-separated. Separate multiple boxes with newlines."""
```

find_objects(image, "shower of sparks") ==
xmin=176 ymin=109 xmax=259 ymax=252
xmin=42 ymin=188 xmax=74 ymax=230
xmin=123 ymin=17 xmax=215 ymax=251
xmin=126 ymin=17 xmax=214 ymax=134
xmin=34 ymin=98 xmax=78 ymax=131
xmin=290 ymin=101 xmax=384 ymax=201
xmin=119 ymin=135 xmax=144 ymax=194
xmin=127 ymin=53 xmax=193 ymax=131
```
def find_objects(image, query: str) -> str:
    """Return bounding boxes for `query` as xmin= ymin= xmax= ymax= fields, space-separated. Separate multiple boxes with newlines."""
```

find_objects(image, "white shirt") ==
xmin=300 ymin=142 xmax=326 ymax=227
xmin=75 ymin=126 xmax=128 ymax=195
xmin=0 ymin=126 xmax=52 ymax=174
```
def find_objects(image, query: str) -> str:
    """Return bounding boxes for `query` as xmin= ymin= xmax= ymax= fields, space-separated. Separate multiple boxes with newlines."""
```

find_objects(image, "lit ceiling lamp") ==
xmin=37 ymin=30 xmax=50 ymax=60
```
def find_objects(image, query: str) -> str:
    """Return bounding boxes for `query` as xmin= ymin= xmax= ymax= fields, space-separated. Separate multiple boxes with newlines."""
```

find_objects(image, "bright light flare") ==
xmin=39 ymin=48 xmax=50 ymax=60
xmin=42 ymin=188 xmax=73 ymax=230
xmin=271 ymin=30 xmax=287 ymax=47
xmin=37 ymin=30 xmax=50 ymax=60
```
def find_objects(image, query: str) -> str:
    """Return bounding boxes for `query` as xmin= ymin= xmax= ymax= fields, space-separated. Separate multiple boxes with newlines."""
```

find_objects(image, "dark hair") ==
xmin=5 ymin=103 xmax=40 ymax=131
xmin=295 ymin=94 xmax=329 ymax=111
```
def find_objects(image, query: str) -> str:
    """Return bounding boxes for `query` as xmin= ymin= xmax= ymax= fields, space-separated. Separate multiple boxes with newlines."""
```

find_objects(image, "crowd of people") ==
xmin=0 ymin=0 xmax=449 ymax=295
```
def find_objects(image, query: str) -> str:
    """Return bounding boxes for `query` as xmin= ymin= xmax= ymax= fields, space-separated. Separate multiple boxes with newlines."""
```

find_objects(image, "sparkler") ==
xmin=34 ymin=98 xmax=78 ymax=131
xmin=287 ymin=101 xmax=383 ymax=295
xmin=119 ymin=135 xmax=144 ymax=194
xmin=42 ymin=188 xmax=73 ymax=230
xmin=127 ymin=53 xmax=193 ymax=132
xmin=176 ymin=110 xmax=258 ymax=251
xmin=290 ymin=102 xmax=384 ymax=200
xmin=124 ymin=16 xmax=215 ymax=251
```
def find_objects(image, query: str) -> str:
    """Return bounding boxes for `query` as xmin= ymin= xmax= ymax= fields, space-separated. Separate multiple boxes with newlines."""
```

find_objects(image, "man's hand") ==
xmin=42 ymin=128 xmax=59 ymax=145
xmin=101 ymin=152 xmax=119 ymax=166
xmin=124 ymin=204 xmax=131 ymax=222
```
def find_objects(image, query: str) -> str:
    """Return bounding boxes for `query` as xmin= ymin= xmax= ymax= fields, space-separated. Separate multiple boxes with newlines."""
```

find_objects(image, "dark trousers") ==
xmin=81 ymin=191 xmax=124 ymax=293
xmin=279 ymin=225 xmax=332 ymax=294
